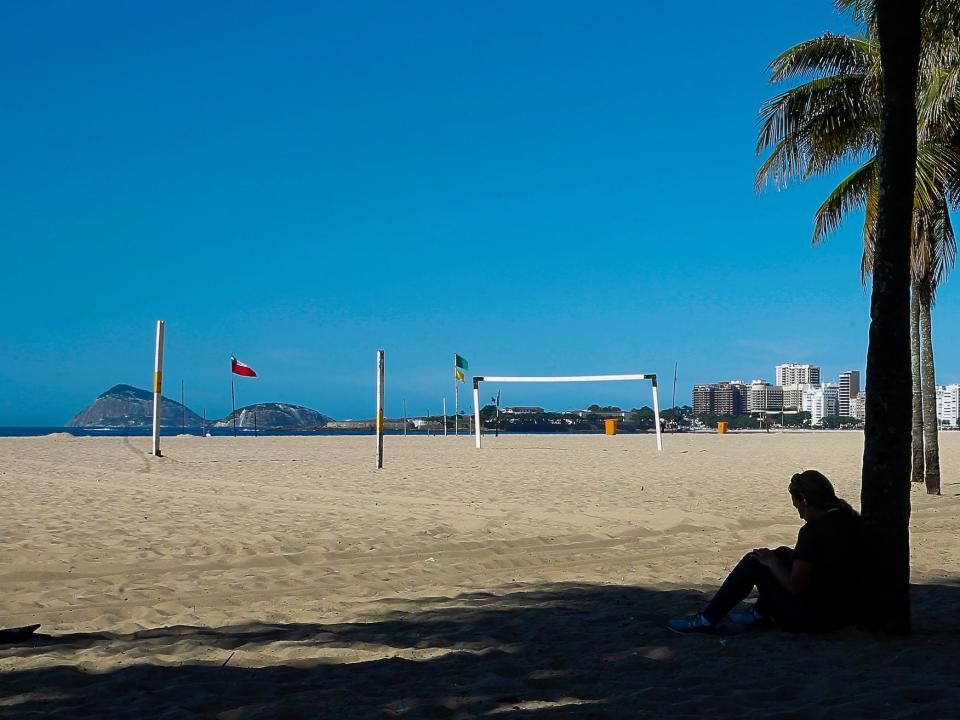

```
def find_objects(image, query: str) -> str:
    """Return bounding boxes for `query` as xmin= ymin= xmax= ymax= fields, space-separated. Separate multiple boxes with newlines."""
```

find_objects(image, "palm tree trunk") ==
xmin=911 ymin=285 xmax=924 ymax=483
xmin=860 ymin=0 xmax=920 ymax=634
xmin=919 ymin=293 xmax=942 ymax=495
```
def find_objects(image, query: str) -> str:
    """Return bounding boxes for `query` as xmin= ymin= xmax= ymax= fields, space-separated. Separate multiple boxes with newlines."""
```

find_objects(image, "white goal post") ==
xmin=471 ymin=374 xmax=662 ymax=451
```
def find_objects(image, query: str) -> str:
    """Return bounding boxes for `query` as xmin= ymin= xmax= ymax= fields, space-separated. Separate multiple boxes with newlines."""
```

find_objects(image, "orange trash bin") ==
xmin=717 ymin=421 xmax=728 ymax=434
xmin=604 ymin=418 xmax=618 ymax=436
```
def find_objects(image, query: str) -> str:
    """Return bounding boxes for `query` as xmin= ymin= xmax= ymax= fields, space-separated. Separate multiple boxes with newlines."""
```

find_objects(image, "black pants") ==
xmin=702 ymin=551 xmax=811 ymax=630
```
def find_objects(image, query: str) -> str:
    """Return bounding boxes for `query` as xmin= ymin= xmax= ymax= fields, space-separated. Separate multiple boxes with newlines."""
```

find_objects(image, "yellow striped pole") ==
xmin=151 ymin=320 xmax=165 ymax=457
xmin=376 ymin=350 xmax=384 ymax=469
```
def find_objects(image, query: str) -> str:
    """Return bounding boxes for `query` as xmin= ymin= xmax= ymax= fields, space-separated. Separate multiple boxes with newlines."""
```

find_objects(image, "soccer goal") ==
xmin=471 ymin=373 xmax=662 ymax=451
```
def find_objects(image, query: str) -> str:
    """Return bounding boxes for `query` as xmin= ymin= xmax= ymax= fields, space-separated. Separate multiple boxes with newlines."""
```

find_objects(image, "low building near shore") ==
xmin=501 ymin=406 xmax=545 ymax=415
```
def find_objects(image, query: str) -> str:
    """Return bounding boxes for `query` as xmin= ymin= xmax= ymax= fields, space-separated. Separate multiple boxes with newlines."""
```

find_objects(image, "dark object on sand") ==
xmin=0 ymin=624 xmax=40 ymax=644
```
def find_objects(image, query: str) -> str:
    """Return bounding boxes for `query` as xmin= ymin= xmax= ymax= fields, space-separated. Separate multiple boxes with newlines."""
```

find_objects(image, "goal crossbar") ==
xmin=478 ymin=374 xmax=655 ymax=383
xmin=471 ymin=373 xmax=662 ymax=451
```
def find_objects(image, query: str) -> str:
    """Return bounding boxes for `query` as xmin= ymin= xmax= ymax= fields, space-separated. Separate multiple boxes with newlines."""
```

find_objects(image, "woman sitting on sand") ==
xmin=668 ymin=469 xmax=861 ymax=633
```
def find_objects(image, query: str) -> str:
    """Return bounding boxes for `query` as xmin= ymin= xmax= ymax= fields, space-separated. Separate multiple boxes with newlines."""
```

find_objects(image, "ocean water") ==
xmin=0 ymin=426 xmax=630 ymax=438
xmin=0 ymin=427 xmax=416 ymax=438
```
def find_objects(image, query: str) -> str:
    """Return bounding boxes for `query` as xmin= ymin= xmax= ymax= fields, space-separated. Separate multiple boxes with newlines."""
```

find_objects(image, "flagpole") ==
xmin=231 ymin=379 xmax=237 ymax=437
xmin=672 ymin=362 xmax=678 ymax=410
xmin=454 ymin=355 xmax=458 ymax=436
xmin=151 ymin=320 xmax=165 ymax=457
xmin=443 ymin=397 xmax=447 ymax=437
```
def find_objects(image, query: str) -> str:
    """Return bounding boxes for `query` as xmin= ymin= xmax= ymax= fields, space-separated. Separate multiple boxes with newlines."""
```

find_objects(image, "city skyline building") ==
xmin=851 ymin=393 xmax=866 ymax=422
xmin=690 ymin=364 xmax=960 ymax=428
xmin=780 ymin=383 xmax=807 ymax=411
xmin=936 ymin=384 xmax=960 ymax=427
xmin=801 ymin=383 xmax=839 ymax=426
xmin=746 ymin=380 xmax=784 ymax=412
xmin=693 ymin=381 xmax=747 ymax=416
xmin=838 ymin=370 xmax=861 ymax=417
xmin=775 ymin=363 xmax=821 ymax=386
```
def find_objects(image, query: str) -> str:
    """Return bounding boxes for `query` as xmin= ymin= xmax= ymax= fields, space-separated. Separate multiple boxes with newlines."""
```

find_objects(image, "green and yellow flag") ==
xmin=455 ymin=367 xmax=465 ymax=382
xmin=455 ymin=354 xmax=469 ymax=370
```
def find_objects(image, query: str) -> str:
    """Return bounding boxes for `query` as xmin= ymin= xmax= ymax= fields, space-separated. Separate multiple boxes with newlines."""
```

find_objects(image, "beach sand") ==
xmin=0 ymin=432 xmax=958 ymax=718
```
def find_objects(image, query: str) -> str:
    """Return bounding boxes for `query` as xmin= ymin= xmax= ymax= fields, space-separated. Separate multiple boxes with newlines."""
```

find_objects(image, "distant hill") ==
xmin=208 ymin=403 xmax=333 ymax=429
xmin=66 ymin=384 xmax=203 ymax=428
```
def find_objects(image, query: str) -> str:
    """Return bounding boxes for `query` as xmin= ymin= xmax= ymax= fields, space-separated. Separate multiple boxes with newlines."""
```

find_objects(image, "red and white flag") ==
xmin=231 ymin=355 xmax=257 ymax=377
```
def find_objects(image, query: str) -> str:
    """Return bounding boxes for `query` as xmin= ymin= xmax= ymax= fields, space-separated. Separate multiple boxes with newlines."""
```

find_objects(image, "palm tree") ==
xmin=755 ymin=1 xmax=960 ymax=496
xmin=861 ymin=0 xmax=920 ymax=635
xmin=910 ymin=288 xmax=924 ymax=483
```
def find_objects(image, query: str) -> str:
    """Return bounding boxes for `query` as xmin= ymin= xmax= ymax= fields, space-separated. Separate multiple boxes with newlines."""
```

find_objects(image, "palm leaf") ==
xmin=930 ymin=201 xmax=957 ymax=292
xmin=917 ymin=65 xmax=960 ymax=141
xmin=767 ymin=33 xmax=877 ymax=82
xmin=757 ymin=75 xmax=878 ymax=190
xmin=813 ymin=159 xmax=875 ymax=245
xmin=834 ymin=0 xmax=875 ymax=28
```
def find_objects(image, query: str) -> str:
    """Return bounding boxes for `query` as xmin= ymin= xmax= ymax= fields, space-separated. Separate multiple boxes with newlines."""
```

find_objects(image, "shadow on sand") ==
xmin=2 ymin=581 xmax=959 ymax=718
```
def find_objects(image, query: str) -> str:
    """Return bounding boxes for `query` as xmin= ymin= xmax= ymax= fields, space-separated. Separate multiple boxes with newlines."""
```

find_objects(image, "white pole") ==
xmin=651 ymin=375 xmax=663 ymax=452
xmin=443 ymin=397 xmax=447 ymax=437
xmin=151 ymin=320 xmax=165 ymax=457
xmin=455 ymin=383 xmax=459 ymax=436
xmin=473 ymin=381 xmax=481 ymax=448
xmin=376 ymin=350 xmax=384 ymax=469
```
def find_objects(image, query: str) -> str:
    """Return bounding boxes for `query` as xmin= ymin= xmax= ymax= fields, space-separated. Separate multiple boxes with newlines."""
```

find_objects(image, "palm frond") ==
xmin=756 ymin=74 xmax=879 ymax=191
xmin=835 ymin=0 xmax=875 ymax=28
xmin=860 ymin=167 xmax=880 ymax=284
xmin=757 ymin=75 xmax=878 ymax=150
xmin=922 ymin=0 xmax=960 ymax=58
xmin=767 ymin=33 xmax=877 ymax=82
xmin=930 ymin=201 xmax=957 ymax=292
xmin=915 ymin=144 xmax=960 ymax=212
xmin=917 ymin=65 xmax=960 ymax=141
xmin=915 ymin=197 xmax=958 ymax=296
xmin=812 ymin=159 xmax=875 ymax=245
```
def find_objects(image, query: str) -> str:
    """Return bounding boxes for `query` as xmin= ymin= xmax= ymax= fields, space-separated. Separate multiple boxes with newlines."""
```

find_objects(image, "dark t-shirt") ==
xmin=792 ymin=507 xmax=862 ymax=623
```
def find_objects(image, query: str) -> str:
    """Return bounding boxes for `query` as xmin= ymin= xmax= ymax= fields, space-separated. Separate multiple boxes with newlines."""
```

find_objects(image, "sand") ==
xmin=0 ymin=432 xmax=957 ymax=718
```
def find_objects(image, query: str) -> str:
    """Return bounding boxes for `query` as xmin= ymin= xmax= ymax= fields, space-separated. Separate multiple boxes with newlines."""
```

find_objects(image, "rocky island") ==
xmin=206 ymin=403 xmax=332 ymax=429
xmin=67 ymin=387 xmax=333 ymax=430
xmin=66 ymin=384 xmax=202 ymax=428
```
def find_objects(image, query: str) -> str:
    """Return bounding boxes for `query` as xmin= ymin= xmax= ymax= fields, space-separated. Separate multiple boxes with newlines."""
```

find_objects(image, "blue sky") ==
xmin=3 ymin=2 xmax=958 ymax=424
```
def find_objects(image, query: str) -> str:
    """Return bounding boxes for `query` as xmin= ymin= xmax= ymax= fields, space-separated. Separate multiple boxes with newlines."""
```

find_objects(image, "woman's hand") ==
xmin=750 ymin=546 xmax=812 ymax=595
xmin=750 ymin=548 xmax=777 ymax=567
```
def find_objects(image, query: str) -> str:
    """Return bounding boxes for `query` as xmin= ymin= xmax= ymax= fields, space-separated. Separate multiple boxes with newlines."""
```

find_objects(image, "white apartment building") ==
xmin=838 ymin=370 xmax=861 ymax=417
xmin=936 ymin=385 xmax=960 ymax=427
xmin=801 ymin=384 xmax=839 ymax=426
xmin=776 ymin=364 xmax=821 ymax=386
